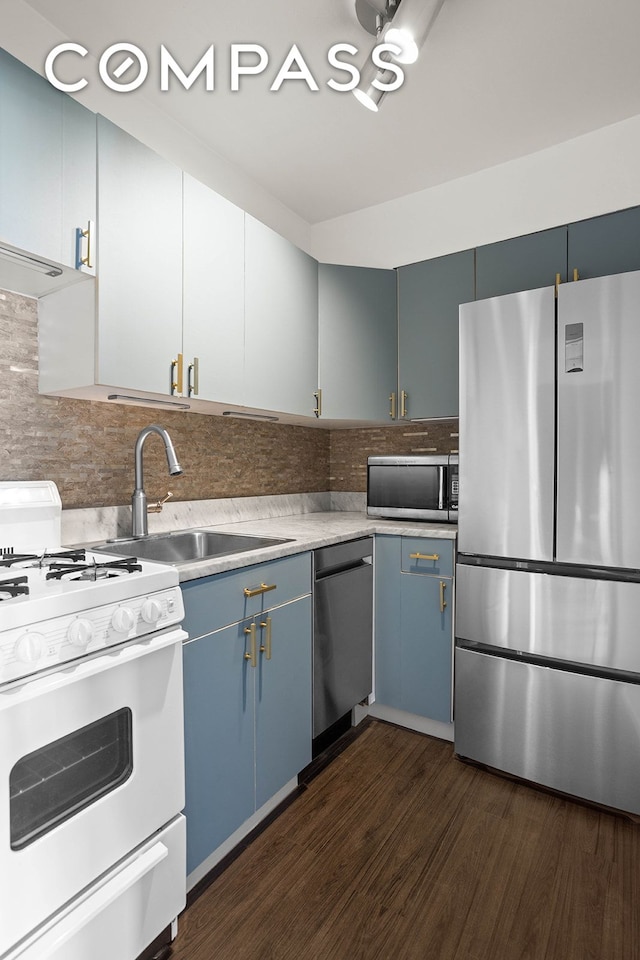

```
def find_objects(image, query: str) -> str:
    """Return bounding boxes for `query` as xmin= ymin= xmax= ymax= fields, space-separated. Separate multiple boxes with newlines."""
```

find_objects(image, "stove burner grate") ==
xmin=0 ymin=576 xmax=29 ymax=601
xmin=0 ymin=549 xmax=87 ymax=569
xmin=46 ymin=557 xmax=142 ymax=581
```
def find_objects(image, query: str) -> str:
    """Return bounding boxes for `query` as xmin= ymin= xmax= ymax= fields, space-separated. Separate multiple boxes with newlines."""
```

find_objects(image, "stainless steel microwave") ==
xmin=367 ymin=454 xmax=458 ymax=523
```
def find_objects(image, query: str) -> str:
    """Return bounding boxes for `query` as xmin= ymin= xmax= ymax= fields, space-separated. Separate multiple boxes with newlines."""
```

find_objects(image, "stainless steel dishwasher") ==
xmin=313 ymin=537 xmax=373 ymax=739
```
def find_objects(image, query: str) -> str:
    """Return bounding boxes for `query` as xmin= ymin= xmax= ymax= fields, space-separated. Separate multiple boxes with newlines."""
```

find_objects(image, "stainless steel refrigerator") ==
xmin=455 ymin=270 xmax=640 ymax=815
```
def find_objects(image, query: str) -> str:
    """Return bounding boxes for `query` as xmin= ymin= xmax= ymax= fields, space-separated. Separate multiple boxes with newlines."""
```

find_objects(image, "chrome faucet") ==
xmin=131 ymin=425 xmax=183 ymax=537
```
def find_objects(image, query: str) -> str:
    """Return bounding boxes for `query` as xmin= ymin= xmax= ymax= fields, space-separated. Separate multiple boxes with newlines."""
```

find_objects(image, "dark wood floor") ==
xmin=170 ymin=719 xmax=640 ymax=960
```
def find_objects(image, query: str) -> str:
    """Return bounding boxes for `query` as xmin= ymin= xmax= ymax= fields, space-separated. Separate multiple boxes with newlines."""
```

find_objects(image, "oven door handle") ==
xmin=22 ymin=841 xmax=169 ymax=958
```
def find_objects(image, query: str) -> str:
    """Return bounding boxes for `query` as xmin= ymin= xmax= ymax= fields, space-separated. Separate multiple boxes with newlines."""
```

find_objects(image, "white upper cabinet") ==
xmin=0 ymin=48 xmax=96 ymax=293
xmin=244 ymin=215 xmax=318 ymax=417
xmin=96 ymin=116 xmax=183 ymax=396
xmin=318 ymin=264 xmax=396 ymax=421
xmin=182 ymin=175 xmax=245 ymax=406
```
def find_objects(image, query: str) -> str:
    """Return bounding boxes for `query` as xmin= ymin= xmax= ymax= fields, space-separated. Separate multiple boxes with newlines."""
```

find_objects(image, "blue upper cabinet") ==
xmin=475 ymin=226 xmax=567 ymax=301
xmin=397 ymin=249 xmax=474 ymax=420
xmin=317 ymin=264 xmax=397 ymax=421
xmin=0 ymin=48 xmax=96 ymax=289
xmin=568 ymin=207 xmax=640 ymax=281
xmin=244 ymin=215 xmax=319 ymax=417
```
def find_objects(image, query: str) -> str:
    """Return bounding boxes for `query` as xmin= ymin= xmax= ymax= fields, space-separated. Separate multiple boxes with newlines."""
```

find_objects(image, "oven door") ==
xmin=0 ymin=628 xmax=185 ymax=956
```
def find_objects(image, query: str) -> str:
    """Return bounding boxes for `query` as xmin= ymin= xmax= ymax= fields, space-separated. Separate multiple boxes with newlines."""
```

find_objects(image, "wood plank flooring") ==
xmin=170 ymin=719 xmax=640 ymax=960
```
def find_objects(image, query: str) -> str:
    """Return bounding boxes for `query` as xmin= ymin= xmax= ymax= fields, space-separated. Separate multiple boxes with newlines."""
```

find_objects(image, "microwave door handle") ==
xmin=438 ymin=466 xmax=445 ymax=510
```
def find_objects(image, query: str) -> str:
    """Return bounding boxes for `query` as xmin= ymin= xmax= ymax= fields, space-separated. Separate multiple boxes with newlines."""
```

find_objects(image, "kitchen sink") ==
xmin=95 ymin=529 xmax=293 ymax=565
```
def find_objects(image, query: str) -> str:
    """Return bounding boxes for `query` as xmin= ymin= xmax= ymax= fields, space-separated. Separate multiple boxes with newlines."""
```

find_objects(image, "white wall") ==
xmin=5 ymin=0 xmax=640 ymax=269
xmin=308 ymin=114 xmax=640 ymax=268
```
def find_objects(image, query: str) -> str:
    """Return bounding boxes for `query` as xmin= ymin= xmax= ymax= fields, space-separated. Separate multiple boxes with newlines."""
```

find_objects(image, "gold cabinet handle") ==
xmin=400 ymin=389 xmax=408 ymax=418
xmin=244 ymin=623 xmax=257 ymax=667
xmin=243 ymin=582 xmax=277 ymax=598
xmin=313 ymin=389 xmax=322 ymax=418
xmin=439 ymin=580 xmax=447 ymax=613
xmin=188 ymin=357 xmax=199 ymax=397
xmin=259 ymin=615 xmax=272 ymax=660
xmin=389 ymin=392 xmax=396 ymax=419
xmin=409 ymin=552 xmax=440 ymax=562
xmin=170 ymin=353 xmax=184 ymax=395
xmin=76 ymin=220 xmax=94 ymax=270
xmin=573 ymin=267 xmax=580 ymax=282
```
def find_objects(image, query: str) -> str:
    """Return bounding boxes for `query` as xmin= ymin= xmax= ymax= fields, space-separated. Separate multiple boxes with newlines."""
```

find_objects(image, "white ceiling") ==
xmin=13 ymin=0 xmax=640 ymax=225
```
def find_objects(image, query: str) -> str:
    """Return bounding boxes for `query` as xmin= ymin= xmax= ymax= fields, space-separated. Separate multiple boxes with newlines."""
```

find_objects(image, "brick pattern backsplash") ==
xmin=0 ymin=288 xmax=459 ymax=508
xmin=329 ymin=421 xmax=459 ymax=491
xmin=0 ymin=289 xmax=330 ymax=509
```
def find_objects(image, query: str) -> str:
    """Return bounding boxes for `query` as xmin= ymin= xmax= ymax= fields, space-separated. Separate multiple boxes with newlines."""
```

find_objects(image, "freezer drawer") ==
xmin=456 ymin=561 xmax=640 ymax=674
xmin=455 ymin=646 xmax=640 ymax=815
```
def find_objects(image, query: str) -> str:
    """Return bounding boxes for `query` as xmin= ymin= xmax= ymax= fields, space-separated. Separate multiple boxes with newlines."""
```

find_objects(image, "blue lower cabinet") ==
xmin=183 ymin=622 xmax=255 ymax=876
xmin=375 ymin=535 xmax=454 ymax=723
xmin=182 ymin=561 xmax=312 ymax=879
xmin=399 ymin=571 xmax=453 ymax=723
xmin=255 ymin=597 xmax=312 ymax=808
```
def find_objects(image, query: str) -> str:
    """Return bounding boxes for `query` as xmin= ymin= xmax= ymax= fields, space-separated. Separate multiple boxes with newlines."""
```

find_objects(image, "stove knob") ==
xmin=68 ymin=618 xmax=94 ymax=647
xmin=15 ymin=632 xmax=45 ymax=663
xmin=141 ymin=598 xmax=163 ymax=625
xmin=111 ymin=607 xmax=136 ymax=634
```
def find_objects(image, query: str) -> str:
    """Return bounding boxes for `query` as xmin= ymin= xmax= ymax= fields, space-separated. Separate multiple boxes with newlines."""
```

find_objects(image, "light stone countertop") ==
xmin=68 ymin=493 xmax=456 ymax=584
xmin=152 ymin=511 xmax=457 ymax=583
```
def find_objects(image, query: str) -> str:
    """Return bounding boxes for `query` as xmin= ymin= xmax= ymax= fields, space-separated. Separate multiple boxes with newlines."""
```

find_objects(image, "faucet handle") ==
xmin=147 ymin=491 xmax=173 ymax=514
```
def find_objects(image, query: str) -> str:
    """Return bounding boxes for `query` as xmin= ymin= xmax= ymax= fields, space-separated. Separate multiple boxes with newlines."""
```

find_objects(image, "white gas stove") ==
xmin=0 ymin=481 xmax=187 ymax=960
xmin=0 ymin=481 xmax=184 ymax=685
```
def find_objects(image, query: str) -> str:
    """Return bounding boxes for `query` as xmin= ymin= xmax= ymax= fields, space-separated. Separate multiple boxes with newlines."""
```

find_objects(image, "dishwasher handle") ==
xmin=314 ymin=556 xmax=372 ymax=582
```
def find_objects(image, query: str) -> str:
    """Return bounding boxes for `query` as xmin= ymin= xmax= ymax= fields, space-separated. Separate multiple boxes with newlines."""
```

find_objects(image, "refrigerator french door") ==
xmin=455 ymin=269 xmax=640 ymax=815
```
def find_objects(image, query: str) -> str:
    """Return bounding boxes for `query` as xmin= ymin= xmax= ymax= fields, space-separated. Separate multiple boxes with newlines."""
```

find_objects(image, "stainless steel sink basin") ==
xmin=95 ymin=529 xmax=292 ymax=565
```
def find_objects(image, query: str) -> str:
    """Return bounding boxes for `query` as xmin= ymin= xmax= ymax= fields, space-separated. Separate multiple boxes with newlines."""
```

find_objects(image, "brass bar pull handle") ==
xmin=313 ymin=389 xmax=322 ymax=418
xmin=244 ymin=623 xmax=257 ymax=667
xmin=439 ymin=580 xmax=447 ymax=613
xmin=410 ymin=552 xmax=440 ymax=562
xmin=555 ymin=272 xmax=561 ymax=298
xmin=243 ymin=582 xmax=277 ymax=598
xmin=76 ymin=220 xmax=94 ymax=270
xmin=573 ymin=267 xmax=580 ymax=282
xmin=188 ymin=357 xmax=199 ymax=397
xmin=389 ymin=392 xmax=396 ymax=419
xmin=400 ymin=389 xmax=408 ymax=419
xmin=170 ymin=353 xmax=184 ymax=395
xmin=259 ymin=616 xmax=272 ymax=660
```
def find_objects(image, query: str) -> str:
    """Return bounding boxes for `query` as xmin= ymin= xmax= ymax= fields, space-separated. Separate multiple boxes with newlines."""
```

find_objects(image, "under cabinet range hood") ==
xmin=0 ymin=242 xmax=90 ymax=298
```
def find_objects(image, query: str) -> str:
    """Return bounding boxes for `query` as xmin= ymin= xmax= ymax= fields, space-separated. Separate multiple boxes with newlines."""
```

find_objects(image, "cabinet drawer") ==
xmin=401 ymin=537 xmax=454 ymax=577
xmin=182 ymin=552 xmax=312 ymax=637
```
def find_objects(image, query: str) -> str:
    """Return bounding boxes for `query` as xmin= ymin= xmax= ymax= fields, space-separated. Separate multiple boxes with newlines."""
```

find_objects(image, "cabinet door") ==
xmin=96 ymin=116 xmax=183 ymax=394
xmin=244 ymin=215 xmax=318 ymax=416
xmin=400 ymin=572 xmax=453 ymax=723
xmin=183 ymin=175 xmax=245 ymax=404
xmin=475 ymin=226 xmax=567 ymax=300
xmin=0 ymin=49 xmax=61 ymax=264
xmin=318 ymin=264 xmax=396 ymax=421
xmin=255 ymin=597 xmax=312 ymax=808
xmin=374 ymin=536 xmax=402 ymax=709
xmin=568 ymin=207 xmax=640 ymax=281
xmin=182 ymin=623 xmax=255 ymax=877
xmin=397 ymin=249 xmax=474 ymax=420
xmin=0 ymin=49 xmax=96 ymax=273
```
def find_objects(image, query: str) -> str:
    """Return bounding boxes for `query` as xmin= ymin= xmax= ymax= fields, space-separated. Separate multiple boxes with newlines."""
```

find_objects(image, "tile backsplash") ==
xmin=0 ymin=288 xmax=458 ymax=508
